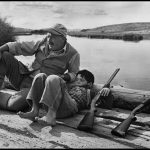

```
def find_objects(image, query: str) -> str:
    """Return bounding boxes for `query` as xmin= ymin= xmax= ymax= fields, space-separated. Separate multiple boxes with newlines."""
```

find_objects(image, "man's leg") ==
xmin=36 ymin=75 xmax=64 ymax=125
xmin=0 ymin=51 xmax=32 ymax=112
xmin=0 ymin=51 xmax=24 ymax=90
xmin=37 ymin=75 xmax=78 ymax=125
xmin=17 ymin=73 xmax=47 ymax=121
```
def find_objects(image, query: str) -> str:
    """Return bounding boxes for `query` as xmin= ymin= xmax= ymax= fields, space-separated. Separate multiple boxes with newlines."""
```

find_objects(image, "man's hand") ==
xmin=99 ymin=87 xmax=110 ymax=97
xmin=39 ymin=33 xmax=51 ymax=47
xmin=60 ymin=73 xmax=71 ymax=82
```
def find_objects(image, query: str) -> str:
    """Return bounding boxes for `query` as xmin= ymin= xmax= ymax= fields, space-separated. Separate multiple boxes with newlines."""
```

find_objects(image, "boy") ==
xmin=17 ymin=69 xmax=110 ymax=126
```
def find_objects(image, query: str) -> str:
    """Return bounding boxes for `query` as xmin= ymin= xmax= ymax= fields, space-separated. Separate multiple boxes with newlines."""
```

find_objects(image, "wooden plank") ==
xmin=0 ymin=110 xmax=134 ymax=149
xmin=58 ymin=115 xmax=149 ymax=148
xmin=80 ymin=108 xmax=150 ymax=137
xmin=58 ymin=108 xmax=150 ymax=148
xmin=95 ymin=108 xmax=150 ymax=126
xmin=94 ymin=117 xmax=150 ymax=140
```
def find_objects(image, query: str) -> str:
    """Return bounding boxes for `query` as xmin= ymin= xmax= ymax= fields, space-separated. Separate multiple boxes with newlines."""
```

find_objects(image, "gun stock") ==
xmin=77 ymin=110 xmax=95 ymax=131
xmin=77 ymin=68 xmax=120 ymax=131
xmin=111 ymin=98 xmax=150 ymax=137
xmin=111 ymin=115 xmax=136 ymax=137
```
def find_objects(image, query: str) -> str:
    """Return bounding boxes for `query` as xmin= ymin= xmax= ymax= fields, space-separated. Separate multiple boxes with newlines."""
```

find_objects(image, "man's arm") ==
xmin=61 ymin=52 xmax=80 ymax=82
xmin=6 ymin=41 xmax=41 ymax=56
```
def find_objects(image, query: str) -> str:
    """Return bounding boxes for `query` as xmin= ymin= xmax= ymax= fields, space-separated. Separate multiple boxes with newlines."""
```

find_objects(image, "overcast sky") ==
xmin=0 ymin=1 xmax=150 ymax=29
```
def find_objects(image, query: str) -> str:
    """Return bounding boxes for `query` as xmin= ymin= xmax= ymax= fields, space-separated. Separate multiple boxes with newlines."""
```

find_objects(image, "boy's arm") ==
xmin=89 ymin=87 xmax=111 ymax=107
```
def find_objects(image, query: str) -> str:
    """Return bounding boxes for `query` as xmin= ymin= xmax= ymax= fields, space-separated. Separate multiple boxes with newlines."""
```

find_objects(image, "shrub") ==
xmin=0 ymin=17 xmax=16 ymax=46
xmin=122 ymin=34 xmax=143 ymax=41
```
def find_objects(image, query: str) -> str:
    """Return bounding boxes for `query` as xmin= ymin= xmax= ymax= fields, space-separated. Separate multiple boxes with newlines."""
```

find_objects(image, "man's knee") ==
xmin=46 ymin=75 xmax=60 ymax=85
xmin=34 ymin=73 xmax=47 ymax=81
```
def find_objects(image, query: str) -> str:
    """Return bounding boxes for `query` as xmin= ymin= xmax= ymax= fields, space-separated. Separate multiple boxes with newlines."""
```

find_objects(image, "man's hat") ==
xmin=49 ymin=23 xmax=67 ymax=38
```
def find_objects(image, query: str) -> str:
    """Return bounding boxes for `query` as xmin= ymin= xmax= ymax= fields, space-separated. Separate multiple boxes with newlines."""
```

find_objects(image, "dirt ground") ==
xmin=0 ymin=109 xmax=138 ymax=149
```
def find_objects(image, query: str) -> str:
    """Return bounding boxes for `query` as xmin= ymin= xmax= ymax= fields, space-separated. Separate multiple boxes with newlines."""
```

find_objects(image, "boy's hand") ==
xmin=99 ymin=87 xmax=110 ymax=97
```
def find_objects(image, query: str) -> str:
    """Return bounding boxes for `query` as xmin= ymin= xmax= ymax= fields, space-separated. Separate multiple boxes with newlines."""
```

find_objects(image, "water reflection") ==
xmin=16 ymin=35 xmax=150 ymax=91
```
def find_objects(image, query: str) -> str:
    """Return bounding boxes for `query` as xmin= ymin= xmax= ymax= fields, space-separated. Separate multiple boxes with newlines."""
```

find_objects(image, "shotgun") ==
xmin=77 ymin=68 xmax=120 ymax=131
xmin=111 ymin=98 xmax=150 ymax=138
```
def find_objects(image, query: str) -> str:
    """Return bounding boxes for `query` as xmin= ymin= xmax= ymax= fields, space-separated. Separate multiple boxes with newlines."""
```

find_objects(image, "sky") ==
xmin=0 ymin=1 xmax=150 ymax=29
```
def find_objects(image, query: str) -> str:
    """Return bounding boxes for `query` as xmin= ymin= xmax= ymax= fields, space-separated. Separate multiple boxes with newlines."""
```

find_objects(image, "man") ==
xmin=0 ymin=23 xmax=80 ymax=111
xmin=17 ymin=69 xmax=111 ymax=126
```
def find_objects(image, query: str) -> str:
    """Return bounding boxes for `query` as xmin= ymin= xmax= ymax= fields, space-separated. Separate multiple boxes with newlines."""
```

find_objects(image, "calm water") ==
xmin=16 ymin=35 xmax=150 ymax=91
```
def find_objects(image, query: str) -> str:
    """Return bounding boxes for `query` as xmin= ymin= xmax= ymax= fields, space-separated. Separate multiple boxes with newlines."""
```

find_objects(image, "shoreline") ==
xmin=14 ymin=30 xmax=150 ymax=42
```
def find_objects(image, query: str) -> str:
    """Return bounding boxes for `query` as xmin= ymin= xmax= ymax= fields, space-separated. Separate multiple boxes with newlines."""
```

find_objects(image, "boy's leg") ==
xmin=17 ymin=73 xmax=47 ymax=121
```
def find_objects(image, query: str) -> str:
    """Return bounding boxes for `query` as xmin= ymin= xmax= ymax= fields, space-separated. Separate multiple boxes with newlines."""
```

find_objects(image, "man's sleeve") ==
xmin=67 ymin=52 xmax=80 ymax=82
xmin=7 ymin=40 xmax=41 ymax=56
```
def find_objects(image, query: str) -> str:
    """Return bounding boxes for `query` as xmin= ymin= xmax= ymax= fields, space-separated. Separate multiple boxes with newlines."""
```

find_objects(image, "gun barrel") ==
xmin=104 ymin=68 xmax=120 ymax=87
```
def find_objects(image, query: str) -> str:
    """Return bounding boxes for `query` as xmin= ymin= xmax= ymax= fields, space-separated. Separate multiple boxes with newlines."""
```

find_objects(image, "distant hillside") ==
xmin=68 ymin=22 xmax=150 ymax=40
xmin=13 ymin=22 xmax=150 ymax=40
xmin=81 ymin=22 xmax=150 ymax=33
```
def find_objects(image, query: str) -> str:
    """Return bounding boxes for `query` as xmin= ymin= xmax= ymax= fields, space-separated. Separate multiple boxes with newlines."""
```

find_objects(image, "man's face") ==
xmin=48 ymin=34 xmax=66 ymax=51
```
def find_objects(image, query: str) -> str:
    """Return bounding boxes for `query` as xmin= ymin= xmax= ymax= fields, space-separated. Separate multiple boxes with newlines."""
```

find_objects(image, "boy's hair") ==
xmin=77 ymin=69 xmax=95 ymax=84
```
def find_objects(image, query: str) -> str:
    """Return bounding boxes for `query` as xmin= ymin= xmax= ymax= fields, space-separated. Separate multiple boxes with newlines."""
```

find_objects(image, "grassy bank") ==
xmin=13 ymin=22 xmax=150 ymax=42
xmin=68 ymin=31 xmax=144 ymax=42
xmin=0 ymin=17 xmax=16 ymax=46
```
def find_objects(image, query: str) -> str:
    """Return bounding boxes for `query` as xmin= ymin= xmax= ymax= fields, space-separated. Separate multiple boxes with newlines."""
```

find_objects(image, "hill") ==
xmin=13 ymin=22 xmax=150 ymax=40
xmin=69 ymin=22 xmax=150 ymax=40
xmin=82 ymin=22 xmax=150 ymax=33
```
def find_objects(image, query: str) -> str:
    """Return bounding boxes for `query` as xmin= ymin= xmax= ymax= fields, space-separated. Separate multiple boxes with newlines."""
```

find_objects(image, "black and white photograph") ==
xmin=0 ymin=1 xmax=149 ymax=148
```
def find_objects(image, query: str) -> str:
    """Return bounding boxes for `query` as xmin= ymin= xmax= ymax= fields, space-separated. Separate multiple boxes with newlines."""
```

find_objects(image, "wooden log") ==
xmin=0 ymin=83 xmax=150 ymax=113
xmin=93 ymin=84 xmax=150 ymax=113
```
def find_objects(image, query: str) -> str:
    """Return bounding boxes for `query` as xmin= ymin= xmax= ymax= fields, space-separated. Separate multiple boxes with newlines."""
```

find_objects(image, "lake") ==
xmin=16 ymin=35 xmax=150 ymax=91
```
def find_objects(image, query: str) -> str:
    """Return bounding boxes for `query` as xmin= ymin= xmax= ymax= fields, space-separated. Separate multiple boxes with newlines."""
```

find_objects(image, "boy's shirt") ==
xmin=66 ymin=81 xmax=91 ymax=111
